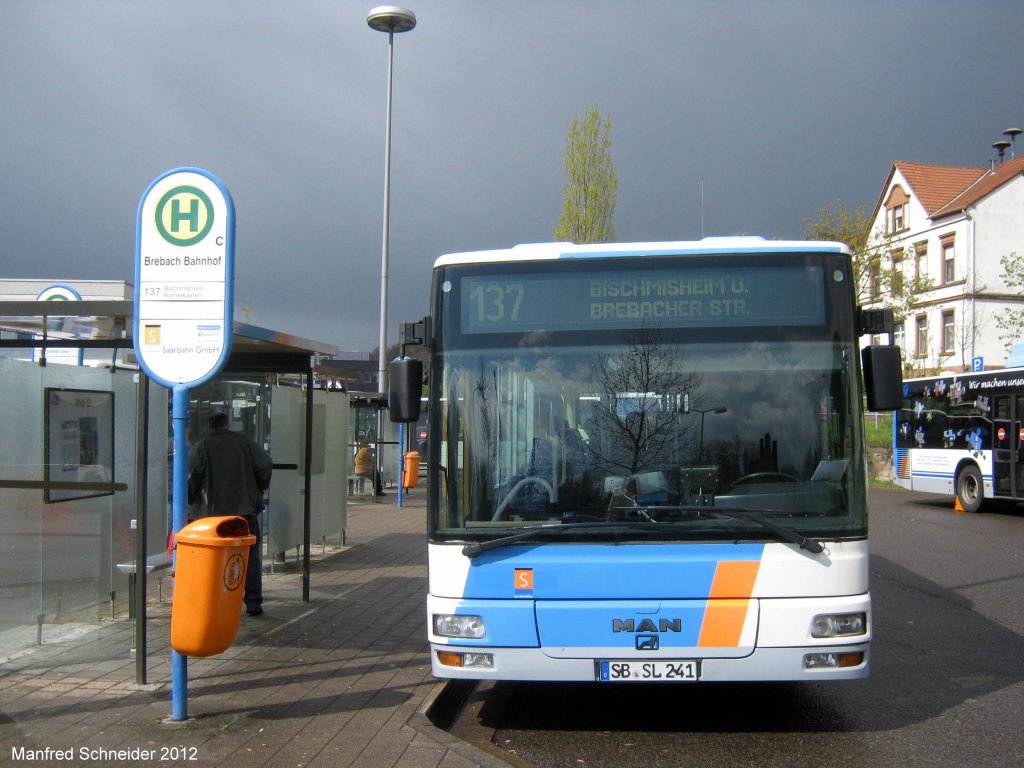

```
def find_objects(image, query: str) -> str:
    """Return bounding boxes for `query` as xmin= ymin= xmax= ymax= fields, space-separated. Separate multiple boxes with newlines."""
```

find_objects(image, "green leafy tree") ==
xmin=805 ymin=199 xmax=938 ymax=375
xmin=997 ymin=252 xmax=1024 ymax=352
xmin=804 ymin=199 xmax=872 ymax=302
xmin=554 ymin=105 xmax=617 ymax=244
xmin=805 ymin=199 xmax=928 ymax=323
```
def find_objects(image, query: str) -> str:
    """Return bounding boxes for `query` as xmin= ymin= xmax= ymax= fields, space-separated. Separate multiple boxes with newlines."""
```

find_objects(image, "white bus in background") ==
xmin=895 ymin=368 xmax=1024 ymax=512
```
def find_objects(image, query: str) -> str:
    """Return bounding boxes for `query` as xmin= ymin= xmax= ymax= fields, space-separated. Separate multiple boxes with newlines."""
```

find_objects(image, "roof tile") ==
xmin=930 ymin=156 xmax=1024 ymax=218
xmin=894 ymin=161 xmax=986 ymax=216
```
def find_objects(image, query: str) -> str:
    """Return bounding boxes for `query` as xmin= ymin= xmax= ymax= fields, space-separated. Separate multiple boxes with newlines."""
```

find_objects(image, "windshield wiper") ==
xmin=461 ymin=506 xmax=825 ymax=559
xmin=657 ymin=505 xmax=824 ymax=553
xmin=606 ymin=503 xmax=825 ymax=554
xmin=462 ymin=520 xmax=654 ymax=559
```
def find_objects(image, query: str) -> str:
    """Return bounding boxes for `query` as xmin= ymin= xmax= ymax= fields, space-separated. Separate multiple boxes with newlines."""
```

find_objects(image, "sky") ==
xmin=2 ymin=1 xmax=1023 ymax=355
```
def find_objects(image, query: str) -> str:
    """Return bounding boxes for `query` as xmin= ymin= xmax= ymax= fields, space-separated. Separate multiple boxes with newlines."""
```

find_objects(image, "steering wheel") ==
xmin=729 ymin=471 xmax=797 ymax=488
xmin=492 ymin=476 xmax=557 ymax=521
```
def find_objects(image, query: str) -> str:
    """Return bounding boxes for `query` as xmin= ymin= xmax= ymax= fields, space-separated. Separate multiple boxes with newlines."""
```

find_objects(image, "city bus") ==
xmin=894 ymin=368 xmax=1024 ymax=512
xmin=393 ymin=238 xmax=901 ymax=682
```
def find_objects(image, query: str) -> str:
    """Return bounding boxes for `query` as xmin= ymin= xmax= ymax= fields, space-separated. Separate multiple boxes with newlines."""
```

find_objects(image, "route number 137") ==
xmin=467 ymin=282 xmax=524 ymax=324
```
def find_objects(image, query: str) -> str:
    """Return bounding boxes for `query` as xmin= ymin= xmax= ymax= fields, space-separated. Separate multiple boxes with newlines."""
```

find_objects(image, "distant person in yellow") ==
xmin=354 ymin=441 xmax=384 ymax=496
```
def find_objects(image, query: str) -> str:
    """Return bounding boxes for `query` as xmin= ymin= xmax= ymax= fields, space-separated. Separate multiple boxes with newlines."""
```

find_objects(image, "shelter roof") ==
xmin=0 ymin=300 xmax=337 ymax=372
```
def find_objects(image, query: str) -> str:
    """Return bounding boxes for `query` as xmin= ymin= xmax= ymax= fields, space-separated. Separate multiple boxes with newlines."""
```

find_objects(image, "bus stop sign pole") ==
xmin=134 ymin=167 xmax=236 ymax=721
xmin=170 ymin=386 xmax=191 ymax=720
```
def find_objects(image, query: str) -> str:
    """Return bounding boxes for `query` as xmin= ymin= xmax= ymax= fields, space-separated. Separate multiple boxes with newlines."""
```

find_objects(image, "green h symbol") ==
xmin=171 ymin=197 xmax=199 ymax=234
xmin=155 ymin=184 xmax=214 ymax=246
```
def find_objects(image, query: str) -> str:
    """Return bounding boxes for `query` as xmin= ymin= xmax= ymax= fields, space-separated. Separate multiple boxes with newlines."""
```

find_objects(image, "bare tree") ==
xmin=587 ymin=326 xmax=702 ymax=475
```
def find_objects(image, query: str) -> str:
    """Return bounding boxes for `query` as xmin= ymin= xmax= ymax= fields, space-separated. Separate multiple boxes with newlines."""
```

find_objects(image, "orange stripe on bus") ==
xmin=697 ymin=560 xmax=761 ymax=647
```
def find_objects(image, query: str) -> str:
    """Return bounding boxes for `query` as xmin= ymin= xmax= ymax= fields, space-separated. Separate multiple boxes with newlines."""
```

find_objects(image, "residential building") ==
xmin=867 ymin=155 xmax=1024 ymax=372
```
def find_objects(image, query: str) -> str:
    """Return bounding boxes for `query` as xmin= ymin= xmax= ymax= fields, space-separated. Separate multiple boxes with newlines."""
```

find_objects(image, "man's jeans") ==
xmin=243 ymin=514 xmax=263 ymax=612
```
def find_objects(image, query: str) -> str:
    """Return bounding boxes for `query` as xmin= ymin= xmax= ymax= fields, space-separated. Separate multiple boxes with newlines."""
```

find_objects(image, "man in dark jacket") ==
xmin=187 ymin=412 xmax=273 ymax=616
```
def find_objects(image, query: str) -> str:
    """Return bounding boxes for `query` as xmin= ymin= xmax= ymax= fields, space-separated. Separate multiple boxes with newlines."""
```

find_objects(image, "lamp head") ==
xmin=367 ymin=6 xmax=417 ymax=33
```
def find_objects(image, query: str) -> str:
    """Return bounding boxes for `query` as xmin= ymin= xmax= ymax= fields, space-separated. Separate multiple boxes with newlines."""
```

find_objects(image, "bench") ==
xmin=348 ymin=474 xmax=373 ymax=496
xmin=116 ymin=552 xmax=174 ymax=616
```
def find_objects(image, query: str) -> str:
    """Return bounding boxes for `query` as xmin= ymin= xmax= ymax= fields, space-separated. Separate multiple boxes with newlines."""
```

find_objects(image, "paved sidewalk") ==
xmin=0 ymin=494 xmax=509 ymax=767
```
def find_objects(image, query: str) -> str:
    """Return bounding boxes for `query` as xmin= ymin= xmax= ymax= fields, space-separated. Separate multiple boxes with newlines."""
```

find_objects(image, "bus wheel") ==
xmin=955 ymin=465 xmax=984 ymax=512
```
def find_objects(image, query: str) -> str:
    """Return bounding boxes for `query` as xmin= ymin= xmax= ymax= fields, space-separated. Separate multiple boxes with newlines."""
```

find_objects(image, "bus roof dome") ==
xmin=434 ymin=238 xmax=850 ymax=267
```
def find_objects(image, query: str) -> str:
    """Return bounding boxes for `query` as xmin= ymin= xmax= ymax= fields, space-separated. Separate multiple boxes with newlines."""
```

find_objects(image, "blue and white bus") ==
xmin=894 ymin=369 xmax=1024 ymax=512
xmin=396 ymin=238 xmax=901 ymax=682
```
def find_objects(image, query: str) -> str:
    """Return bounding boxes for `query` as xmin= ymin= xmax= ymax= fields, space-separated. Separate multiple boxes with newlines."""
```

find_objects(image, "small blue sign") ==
xmin=972 ymin=356 xmax=984 ymax=373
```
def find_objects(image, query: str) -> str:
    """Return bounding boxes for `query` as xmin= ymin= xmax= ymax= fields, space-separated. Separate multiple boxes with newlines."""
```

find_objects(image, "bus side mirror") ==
xmin=862 ymin=345 xmax=903 ymax=412
xmin=389 ymin=356 xmax=423 ymax=423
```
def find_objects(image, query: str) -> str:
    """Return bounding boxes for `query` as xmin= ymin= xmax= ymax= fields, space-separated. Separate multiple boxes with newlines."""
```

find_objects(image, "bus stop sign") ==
xmin=133 ymin=167 xmax=235 ymax=388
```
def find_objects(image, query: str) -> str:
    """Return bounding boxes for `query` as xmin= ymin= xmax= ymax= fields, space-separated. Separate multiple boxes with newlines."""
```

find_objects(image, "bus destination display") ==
xmin=460 ymin=266 xmax=825 ymax=334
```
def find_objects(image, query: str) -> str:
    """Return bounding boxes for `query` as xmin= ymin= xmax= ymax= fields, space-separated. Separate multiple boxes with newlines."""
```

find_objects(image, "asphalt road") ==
xmin=447 ymin=488 xmax=1024 ymax=768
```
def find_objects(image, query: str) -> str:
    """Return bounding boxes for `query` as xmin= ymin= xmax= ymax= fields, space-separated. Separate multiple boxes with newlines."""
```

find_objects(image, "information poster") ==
xmin=44 ymin=388 xmax=114 ymax=503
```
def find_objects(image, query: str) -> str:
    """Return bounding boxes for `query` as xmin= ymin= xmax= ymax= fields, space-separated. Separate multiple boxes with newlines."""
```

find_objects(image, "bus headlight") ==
xmin=433 ymin=613 xmax=486 ymax=639
xmin=437 ymin=651 xmax=494 ymax=668
xmin=804 ymin=651 xmax=864 ymax=669
xmin=810 ymin=612 xmax=866 ymax=638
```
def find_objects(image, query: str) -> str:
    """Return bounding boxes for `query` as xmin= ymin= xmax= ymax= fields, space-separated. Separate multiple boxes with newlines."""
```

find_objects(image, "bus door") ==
xmin=991 ymin=395 xmax=1019 ymax=498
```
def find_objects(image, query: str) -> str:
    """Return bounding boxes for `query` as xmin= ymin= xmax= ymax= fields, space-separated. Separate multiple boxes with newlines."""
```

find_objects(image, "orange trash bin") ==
xmin=170 ymin=516 xmax=256 ymax=657
xmin=402 ymin=451 xmax=421 ymax=489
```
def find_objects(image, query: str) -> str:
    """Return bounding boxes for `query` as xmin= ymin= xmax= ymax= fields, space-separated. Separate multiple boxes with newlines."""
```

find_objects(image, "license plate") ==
xmin=597 ymin=660 xmax=700 ymax=682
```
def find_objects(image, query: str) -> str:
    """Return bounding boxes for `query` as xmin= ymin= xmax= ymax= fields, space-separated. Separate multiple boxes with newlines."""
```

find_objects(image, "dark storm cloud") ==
xmin=2 ymin=1 xmax=1022 ymax=351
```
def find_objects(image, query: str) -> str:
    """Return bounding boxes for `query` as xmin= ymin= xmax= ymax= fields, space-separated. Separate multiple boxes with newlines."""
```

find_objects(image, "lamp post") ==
xmin=694 ymin=406 xmax=727 ymax=464
xmin=367 ymin=6 xmax=416 ymax=394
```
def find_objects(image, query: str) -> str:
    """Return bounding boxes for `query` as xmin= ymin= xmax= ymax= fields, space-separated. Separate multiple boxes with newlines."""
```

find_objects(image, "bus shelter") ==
xmin=0 ymin=299 xmax=341 ymax=683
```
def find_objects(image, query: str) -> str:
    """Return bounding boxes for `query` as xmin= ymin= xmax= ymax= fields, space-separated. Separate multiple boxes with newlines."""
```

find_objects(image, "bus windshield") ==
xmin=428 ymin=253 xmax=867 ymax=543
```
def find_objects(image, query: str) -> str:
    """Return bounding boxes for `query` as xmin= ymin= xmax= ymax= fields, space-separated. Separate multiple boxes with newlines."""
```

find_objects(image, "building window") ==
xmin=869 ymin=259 xmax=881 ymax=301
xmin=942 ymin=310 xmax=955 ymax=355
xmin=914 ymin=241 xmax=928 ymax=290
xmin=891 ymin=204 xmax=905 ymax=233
xmin=894 ymin=321 xmax=905 ymax=350
xmin=886 ymin=203 xmax=906 ymax=234
xmin=916 ymin=315 xmax=928 ymax=358
xmin=891 ymin=251 xmax=904 ymax=297
xmin=941 ymin=235 xmax=955 ymax=284
xmin=884 ymin=185 xmax=910 ymax=235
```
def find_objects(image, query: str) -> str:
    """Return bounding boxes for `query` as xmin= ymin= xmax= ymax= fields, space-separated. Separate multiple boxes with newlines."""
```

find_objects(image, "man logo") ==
xmin=155 ymin=185 xmax=214 ymax=246
xmin=611 ymin=618 xmax=682 ymax=633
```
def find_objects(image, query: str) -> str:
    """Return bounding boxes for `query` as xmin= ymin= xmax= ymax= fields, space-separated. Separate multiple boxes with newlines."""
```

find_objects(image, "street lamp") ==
xmin=367 ymin=6 xmax=416 ymax=394
xmin=690 ymin=405 xmax=727 ymax=464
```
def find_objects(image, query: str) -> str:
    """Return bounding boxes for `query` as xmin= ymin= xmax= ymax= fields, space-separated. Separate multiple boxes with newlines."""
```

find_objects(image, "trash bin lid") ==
xmin=175 ymin=515 xmax=257 ymax=547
